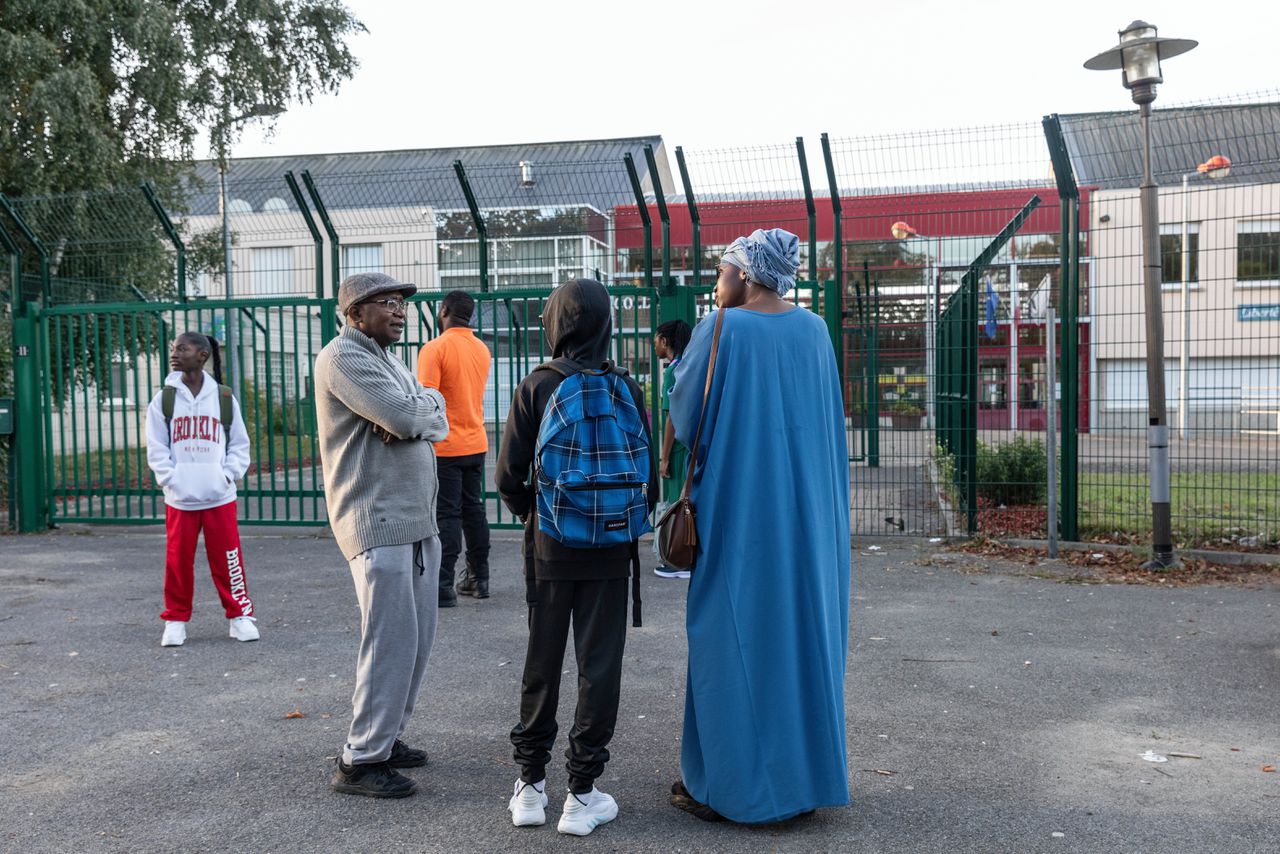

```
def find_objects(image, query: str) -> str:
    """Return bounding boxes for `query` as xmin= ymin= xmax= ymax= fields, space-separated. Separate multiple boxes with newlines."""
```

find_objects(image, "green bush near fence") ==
xmin=976 ymin=437 xmax=1047 ymax=506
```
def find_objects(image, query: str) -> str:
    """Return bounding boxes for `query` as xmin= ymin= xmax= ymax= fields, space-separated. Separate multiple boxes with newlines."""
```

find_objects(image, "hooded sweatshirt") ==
xmin=495 ymin=279 xmax=657 ymax=580
xmin=146 ymin=372 xmax=251 ymax=511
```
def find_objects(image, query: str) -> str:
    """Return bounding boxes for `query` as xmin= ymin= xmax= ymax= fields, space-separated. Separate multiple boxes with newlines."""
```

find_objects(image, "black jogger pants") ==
xmin=510 ymin=577 xmax=628 ymax=793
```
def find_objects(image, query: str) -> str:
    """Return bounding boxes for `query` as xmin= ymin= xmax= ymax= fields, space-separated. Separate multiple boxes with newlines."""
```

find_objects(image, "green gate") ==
xmin=39 ymin=287 xmax=661 ymax=528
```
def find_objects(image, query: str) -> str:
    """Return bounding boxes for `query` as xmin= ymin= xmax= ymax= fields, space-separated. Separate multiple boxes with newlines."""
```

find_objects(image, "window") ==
xmin=343 ymin=244 xmax=384 ymax=277
xmin=251 ymin=247 xmax=293 ymax=296
xmin=106 ymin=359 xmax=134 ymax=406
xmin=1238 ymin=221 xmax=1280 ymax=285
xmin=1160 ymin=223 xmax=1199 ymax=288
xmin=257 ymin=352 xmax=298 ymax=399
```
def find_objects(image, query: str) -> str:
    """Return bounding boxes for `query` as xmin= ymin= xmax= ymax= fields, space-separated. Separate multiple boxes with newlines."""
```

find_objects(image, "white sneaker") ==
xmin=557 ymin=787 xmax=618 ymax=836
xmin=228 ymin=616 xmax=259 ymax=642
xmin=508 ymin=778 xmax=548 ymax=827
xmin=161 ymin=621 xmax=186 ymax=647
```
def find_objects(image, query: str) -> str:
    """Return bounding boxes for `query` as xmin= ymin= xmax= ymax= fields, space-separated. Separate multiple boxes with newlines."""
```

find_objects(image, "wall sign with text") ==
xmin=1237 ymin=304 xmax=1280 ymax=322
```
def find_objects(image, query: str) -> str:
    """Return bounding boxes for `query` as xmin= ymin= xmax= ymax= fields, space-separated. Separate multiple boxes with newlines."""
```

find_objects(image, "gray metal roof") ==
xmin=1058 ymin=102 xmax=1280 ymax=189
xmin=184 ymin=135 xmax=672 ymax=216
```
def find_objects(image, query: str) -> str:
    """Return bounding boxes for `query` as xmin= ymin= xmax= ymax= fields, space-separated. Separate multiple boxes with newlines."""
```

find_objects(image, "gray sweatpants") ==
xmin=342 ymin=537 xmax=441 ymax=766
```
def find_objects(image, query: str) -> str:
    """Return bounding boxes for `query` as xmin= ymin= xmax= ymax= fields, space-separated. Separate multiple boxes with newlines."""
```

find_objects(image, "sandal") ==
xmin=670 ymin=780 xmax=726 ymax=822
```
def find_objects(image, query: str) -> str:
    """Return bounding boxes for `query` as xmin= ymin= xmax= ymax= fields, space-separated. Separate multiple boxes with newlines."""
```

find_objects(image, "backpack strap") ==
xmin=630 ymin=540 xmax=642 ymax=628
xmin=217 ymin=384 xmax=234 ymax=434
xmin=161 ymin=386 xmax=176 ymax=437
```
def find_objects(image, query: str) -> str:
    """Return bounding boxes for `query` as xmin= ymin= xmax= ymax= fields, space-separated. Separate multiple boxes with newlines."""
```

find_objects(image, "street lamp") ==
xmin=1085 ymin=20 xmax=1198 ymax=569
xmin=1178 ymin=154 xmax=1231 ymax=439
xmin=213 ymin=102 xmax=284 ymax=399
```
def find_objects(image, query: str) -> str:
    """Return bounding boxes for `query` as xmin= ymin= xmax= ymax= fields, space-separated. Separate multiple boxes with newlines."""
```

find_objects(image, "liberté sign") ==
xmin=1237 ymin=304 xmax=1280 ymax=322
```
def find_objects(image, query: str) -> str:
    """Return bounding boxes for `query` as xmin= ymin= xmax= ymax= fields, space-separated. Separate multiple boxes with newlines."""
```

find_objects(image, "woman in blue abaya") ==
xmin=668 ymin=228 xmax=851 ymax=824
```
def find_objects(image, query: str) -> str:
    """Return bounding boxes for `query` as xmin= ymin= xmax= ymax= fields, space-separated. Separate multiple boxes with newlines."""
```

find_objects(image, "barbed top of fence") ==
xmin=827 ymin=121 xmax=1055 ymax=197
xmin=8 ymin=186 xmax=165 ymax=249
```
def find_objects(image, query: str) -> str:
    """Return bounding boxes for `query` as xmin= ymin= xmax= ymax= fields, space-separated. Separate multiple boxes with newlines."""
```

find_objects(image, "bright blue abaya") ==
xmin=670 ymin=306 xmax=851 ymax=823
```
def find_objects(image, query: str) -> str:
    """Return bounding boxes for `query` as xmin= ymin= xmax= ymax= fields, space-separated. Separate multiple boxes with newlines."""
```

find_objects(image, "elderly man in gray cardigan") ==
xmin=315 ymin=272 xmax=450 ymax=799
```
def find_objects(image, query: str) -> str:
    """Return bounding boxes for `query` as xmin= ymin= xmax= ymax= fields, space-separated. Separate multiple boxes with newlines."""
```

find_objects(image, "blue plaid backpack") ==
xmin=533 ymin=361 xmax=652 ymax=549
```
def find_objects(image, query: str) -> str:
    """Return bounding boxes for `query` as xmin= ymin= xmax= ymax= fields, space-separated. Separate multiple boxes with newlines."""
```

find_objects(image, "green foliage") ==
xmin=976 ymin=437 xmax=1047 ymax=506
xmin=0 ymin=0 xmax=364 ymax=200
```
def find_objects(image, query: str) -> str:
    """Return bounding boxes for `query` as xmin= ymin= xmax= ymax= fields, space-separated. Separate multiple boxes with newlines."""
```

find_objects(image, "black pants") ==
xmin=435 ymin=452 xmax=490 ymax=592
xmin=511 ymin=577 xmax=628 ymax=793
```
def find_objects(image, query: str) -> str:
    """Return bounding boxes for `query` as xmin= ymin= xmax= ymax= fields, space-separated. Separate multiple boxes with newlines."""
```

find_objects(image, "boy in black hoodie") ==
xmin=495 ymin=279 xmax=657 ymax=836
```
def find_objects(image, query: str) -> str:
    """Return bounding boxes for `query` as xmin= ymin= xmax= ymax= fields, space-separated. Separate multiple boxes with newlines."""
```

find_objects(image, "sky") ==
xmin=227 ymin=0 xmax=1280 ymax=161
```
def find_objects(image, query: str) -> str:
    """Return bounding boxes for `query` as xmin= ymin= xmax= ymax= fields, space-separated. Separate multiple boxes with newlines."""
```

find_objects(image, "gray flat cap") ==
xmin=338 ymin=272 xmax=417 ymax=315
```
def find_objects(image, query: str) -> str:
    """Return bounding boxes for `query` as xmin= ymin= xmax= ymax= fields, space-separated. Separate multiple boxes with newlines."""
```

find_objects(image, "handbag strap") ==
xmin=678 ymin=308 xmax=727 ymax=501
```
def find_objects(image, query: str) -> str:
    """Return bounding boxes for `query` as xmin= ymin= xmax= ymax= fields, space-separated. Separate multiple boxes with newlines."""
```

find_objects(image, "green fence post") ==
xmin=797 ymin=138 xmax=818 ymax=284
xmin=623 ymin=154 xmax=653 ymax=291
xmin=1043 ymin=114 xmax=1080 ymax=541
xmin=453 ymin=161 xmax=489 ymax=293
xmin=141 ymin=183 xmax=186 ymax=302
xmin=675 ymin=147 xmax=700 ymax=290
xmin=865 ymin=262 xmax=880 ymax=468
xmin=301 ymin=171 xmax=340 ymax=299
xmin=285 ymin=172 xmax=326 ymax=301
xmin=11 ymin=306 xmax=46 ymax=531
xmin=819 ymin=134 xmax=845 ymax=372
xmin=643 ymin=145 xmax=672 ymax=298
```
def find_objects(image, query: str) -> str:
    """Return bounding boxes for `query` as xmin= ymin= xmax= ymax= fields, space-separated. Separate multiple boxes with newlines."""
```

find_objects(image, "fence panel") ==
xmin=1061 ymin=97 xmax=1280 ymax=548
xmin=40 ymin=286 xmax=660 ymax=528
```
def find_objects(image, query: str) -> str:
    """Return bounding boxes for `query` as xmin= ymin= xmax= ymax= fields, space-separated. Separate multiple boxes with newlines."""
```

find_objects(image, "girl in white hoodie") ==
xmin=145 ymin=332 xmax=256 ymax=647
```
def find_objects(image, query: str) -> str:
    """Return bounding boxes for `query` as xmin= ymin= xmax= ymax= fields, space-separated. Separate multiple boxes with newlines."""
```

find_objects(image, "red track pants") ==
xmin=161 ymin=500 xmax=254 ymax=622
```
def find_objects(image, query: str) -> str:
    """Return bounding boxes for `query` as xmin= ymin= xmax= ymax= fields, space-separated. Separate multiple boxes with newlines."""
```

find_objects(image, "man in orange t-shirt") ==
xmin=417 ymin=291 xmax=493 ymax=606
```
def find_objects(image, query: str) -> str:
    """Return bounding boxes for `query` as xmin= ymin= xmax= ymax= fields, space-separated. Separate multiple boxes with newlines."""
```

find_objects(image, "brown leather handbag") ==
xmin=656 ymin=308 xmax=726 ymax=572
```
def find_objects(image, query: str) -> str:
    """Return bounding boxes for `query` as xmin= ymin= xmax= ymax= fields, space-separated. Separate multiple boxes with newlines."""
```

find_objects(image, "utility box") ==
xmin=0 ymin=397 xmax=13 ymax=435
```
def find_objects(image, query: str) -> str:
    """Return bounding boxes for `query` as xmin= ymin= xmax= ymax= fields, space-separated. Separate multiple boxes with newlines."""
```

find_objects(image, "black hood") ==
xmin=543 ymin=278 xmax=614 ymax=367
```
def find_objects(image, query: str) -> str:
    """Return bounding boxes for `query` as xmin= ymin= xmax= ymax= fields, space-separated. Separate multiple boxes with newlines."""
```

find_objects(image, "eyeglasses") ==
xmin=365 ymin=297 xmax=408 ymax=313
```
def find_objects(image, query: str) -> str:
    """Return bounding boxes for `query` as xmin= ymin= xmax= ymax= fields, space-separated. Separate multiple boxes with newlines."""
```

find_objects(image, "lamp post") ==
xmin=1178 ymin=155 xmax=1231 ymax=438
xmin=1085 ymin=20 xmax=1197 ymax=569
xmin=214 ymin=103 xmax=284 ymax=400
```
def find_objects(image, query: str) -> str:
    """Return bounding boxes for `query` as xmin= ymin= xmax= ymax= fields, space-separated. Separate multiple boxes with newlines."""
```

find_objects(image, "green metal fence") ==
xmin=36 ymin=286 xmax=659 ymax=528
xmin=7 ymin=92 xmax=1280 ymax=549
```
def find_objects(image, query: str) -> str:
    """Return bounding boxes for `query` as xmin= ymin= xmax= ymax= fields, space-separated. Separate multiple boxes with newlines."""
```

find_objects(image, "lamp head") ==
xmin=1084 ymin=21 xmax=1197 ymax=106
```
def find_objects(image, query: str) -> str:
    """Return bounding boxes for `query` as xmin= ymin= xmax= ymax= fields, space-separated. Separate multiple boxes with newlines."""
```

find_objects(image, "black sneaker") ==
xmin=387 ymin=738 xmax=428 ymax=768
xmin=331 ymin=759 xmax=416 ymax=798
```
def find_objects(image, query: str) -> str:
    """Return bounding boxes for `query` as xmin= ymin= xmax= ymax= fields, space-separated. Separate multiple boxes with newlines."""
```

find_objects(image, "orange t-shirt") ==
xmin=417 ymin=327 xmax=492 ymax=457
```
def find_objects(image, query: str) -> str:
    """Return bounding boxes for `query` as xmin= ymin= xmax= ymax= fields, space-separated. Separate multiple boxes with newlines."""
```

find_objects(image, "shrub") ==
xmin=976 ymin=436 xmax=1047 ymax=506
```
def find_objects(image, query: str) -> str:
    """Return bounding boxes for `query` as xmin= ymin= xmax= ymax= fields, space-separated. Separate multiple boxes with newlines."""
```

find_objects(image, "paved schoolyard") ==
xmin=0 ymin=529 xmax=1277 ymax=853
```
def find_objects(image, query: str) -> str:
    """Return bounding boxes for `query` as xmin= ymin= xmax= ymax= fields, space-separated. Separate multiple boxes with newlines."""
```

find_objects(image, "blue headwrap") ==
xmin=719 ymin=228 xmax=801 ymax=297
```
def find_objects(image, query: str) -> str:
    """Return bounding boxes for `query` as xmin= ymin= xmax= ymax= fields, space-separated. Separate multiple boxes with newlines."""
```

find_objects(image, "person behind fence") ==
xmin=417 ymin=290 xmax=493 ymax=606
xmin=315 ymin=272 xmax=450 ymax=799
xmin=145 ymin=332 xmax=256 ymax=648
xmin=667 ymin=228 xmax=851 ymax=824
xmin=495 ymin=277 xmax=657 ymax=836
xmin=653 ymin=318 xmax=692 ymax=579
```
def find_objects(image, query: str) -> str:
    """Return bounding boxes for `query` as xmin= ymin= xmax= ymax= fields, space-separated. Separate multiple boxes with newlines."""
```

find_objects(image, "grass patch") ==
xmin=1079 ymin=471 xmax=1280 ymax=548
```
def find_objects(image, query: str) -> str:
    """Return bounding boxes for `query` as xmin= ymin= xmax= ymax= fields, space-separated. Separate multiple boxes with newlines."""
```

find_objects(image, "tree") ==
xmin=0 ymin=0 xmax=364 ymax=200
xmin=0 ymin=0 xmax=364 ymax=403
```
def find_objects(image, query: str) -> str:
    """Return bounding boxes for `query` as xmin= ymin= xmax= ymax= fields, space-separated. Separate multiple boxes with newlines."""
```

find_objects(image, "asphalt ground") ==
xmin=0 ymin=529 xmax=1277 ymax=854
